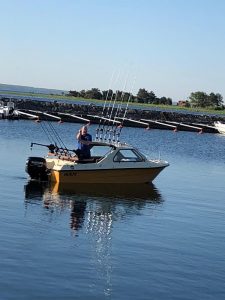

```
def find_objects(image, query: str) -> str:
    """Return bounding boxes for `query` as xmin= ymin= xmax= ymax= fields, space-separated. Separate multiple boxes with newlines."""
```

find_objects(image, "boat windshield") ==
xmin=91 ymin=145 xmax=112 ymax=157
xmin=113 ymin=149 xmax=145 ymax=162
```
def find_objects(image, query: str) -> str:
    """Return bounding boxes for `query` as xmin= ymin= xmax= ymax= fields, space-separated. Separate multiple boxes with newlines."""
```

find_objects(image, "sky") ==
xmin=1 ymin=0 xmax=225 ymax=102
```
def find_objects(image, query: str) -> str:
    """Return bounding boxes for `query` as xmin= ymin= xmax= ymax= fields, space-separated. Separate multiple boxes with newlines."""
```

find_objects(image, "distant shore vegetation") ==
xmin=68 ymin=88 xmax=224 ymax=111
xmin=1 ymin=88 xmax=225 ymax=115
xmin=68 ymin=88 xmax=173 ymax=105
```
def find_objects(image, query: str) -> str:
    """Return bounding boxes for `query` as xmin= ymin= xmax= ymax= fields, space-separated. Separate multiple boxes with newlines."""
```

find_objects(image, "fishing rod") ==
xmin=110 ymin=73 xmax=129 ymax=142
xmin=103 ymin=89 xmax=120 ymax=142
xmin=37 ymin=110 xmax=69 ymax=152
xmin=47 ymin=121 xmax=68 ymax=149
xmin=39 ymin=120 xmax=55 ymax=144
xmin=104 ymin=72 xmax=130 ymax=143
xmin=95 ymin=71 xmax=115 ymax=141
xmin=102 ymin=92 xmax=125 ymax=142
xmin=99 ymin=93 xmax=116 ymax=141
xmin=101 ymin=71 xmax=121 ymax=141
xmin=116 ymin=76 xmax=136 ymax=142
xmin=114 ymin=72 xmax=129 ymax=119
xmin=106 ymin=90 xmax=123 ymax=142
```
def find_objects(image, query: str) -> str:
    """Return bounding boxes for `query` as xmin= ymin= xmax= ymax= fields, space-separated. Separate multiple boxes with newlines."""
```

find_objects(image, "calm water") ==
xmin=0 ymin=120 xmax=225 ymax=300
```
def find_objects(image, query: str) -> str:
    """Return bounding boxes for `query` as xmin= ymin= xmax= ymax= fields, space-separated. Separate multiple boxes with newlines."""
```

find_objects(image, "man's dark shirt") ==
xmin=77 ymin=133 xmax=92 ymax=158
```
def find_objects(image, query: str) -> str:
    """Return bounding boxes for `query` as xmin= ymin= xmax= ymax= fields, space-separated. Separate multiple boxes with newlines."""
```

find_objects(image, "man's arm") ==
xmin=76 ymin=129 xmax=82 ymax=140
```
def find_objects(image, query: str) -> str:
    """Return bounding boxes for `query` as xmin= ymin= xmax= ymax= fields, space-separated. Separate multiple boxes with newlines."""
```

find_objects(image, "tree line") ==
xmin=67 ymin=88 xmax=224 ymax=109
xmin=189 ymin=91 xmax=224 ymax=109
xmin=68 ymin=88 xmax=172 ymax=105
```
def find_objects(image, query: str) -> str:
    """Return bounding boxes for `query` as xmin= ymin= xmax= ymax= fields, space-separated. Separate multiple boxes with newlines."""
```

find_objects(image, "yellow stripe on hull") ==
xmin=50 ymin=167 xmax=165 ymax=184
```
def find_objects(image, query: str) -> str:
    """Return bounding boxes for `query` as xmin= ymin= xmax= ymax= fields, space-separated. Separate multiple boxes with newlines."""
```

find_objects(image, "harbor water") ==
xmin=0 ymin=119 xmax=225 ymax=300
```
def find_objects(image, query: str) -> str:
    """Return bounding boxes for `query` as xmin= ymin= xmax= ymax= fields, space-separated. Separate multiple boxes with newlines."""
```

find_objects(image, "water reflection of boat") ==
xmin=24 ymin=180 xmax=163 ymax=231
xmin=24 ymin=180 xmax=163 ymax=296
xmin=24 ymin=179 xmax=163 ymax=246
xmin=51 ymin=181 xmax=162 ymax=200
xmin=24 ymin=180 xmax=162 ymax=201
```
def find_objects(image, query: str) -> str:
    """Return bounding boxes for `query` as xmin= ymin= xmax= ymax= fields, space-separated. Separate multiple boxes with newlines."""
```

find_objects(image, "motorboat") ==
xmin=25 ymin=83 xmax=169 ymax=185
xmin=25 ymin=140 xmax=169 ymax=184
xmin=0 ymin=101 xmax=18 ymax=119
xmin=214 ymin=121 xmax=225 ymax=134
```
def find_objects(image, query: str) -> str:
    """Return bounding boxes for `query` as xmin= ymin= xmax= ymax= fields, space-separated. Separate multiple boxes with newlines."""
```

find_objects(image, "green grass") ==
xmin=0 ymin=90 xmax=76 ymax=100
xmin=1 ymin=90 xmax=225 ymax=115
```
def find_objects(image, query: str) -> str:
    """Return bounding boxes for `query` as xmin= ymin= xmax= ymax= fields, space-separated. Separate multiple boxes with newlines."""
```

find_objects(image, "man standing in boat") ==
xmin=75 ymin=125 xmax=92 ymax=159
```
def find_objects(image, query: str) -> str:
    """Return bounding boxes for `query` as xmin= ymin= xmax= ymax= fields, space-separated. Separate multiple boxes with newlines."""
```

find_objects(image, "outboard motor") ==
xmin=25 ymin=157 xmax=48 ymax=181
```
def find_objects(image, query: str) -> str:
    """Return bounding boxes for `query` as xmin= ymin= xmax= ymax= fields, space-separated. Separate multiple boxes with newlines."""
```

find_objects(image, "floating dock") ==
xmin=0 ymin=99 xmax=222 ymax=134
